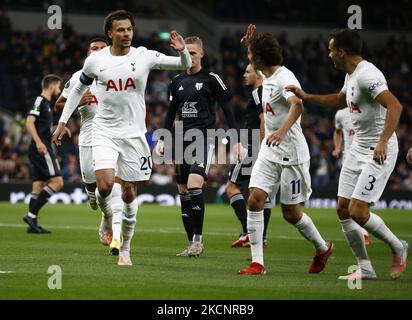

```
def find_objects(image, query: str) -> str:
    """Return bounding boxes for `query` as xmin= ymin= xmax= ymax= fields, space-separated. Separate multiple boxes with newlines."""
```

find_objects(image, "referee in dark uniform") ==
xmin=155 ymin=36 xmax=241 ymax=257
xmin=23 ymin=74 xmax=65 ymax=233
xmin=226 ymin=64 xmax=272 ymax=248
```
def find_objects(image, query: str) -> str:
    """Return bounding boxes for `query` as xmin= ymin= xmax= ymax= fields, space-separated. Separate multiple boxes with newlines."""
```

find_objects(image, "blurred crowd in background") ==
xmin=1 ymin=9 xmax=411 ymax=190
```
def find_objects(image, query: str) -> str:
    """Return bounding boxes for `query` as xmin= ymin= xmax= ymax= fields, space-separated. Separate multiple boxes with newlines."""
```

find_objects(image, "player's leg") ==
xmin=336 ymin=196 xmax=375 ymax=279
xmin=187 ymin=173 xmax=205 ymax=257
xmin=263 ymin=198 xmax=272 ymax=247
xmin=24 ymin=145 xmax=63 ymax=233
xmin=23 ymin=180 xmax=46 ymax=232
xmin=238 ymin=157 xmax=277 ymax=275
xmin=115 ymin=137 xmax=151 ymax=266
xmin=280 ymin=162 xmax=333 ymax=273
xmin=93 ymin=137 xmax=119 ymax=244
xmin=176 ymin=182 xmax=194 ymax=256
xmin=108 ymin=177 xmax=123 ymax=251
xmin=186 ymin=139 xmax=214 ymax=257
xmin=118 ymin=180 xmax=138 ymax=265
xmin=350 ymin=153 xmax=408 ymax=279
xmin=226 ymin=180 xmax=249 ymax=247
xmin=79 ymin=146 xmax=98 ymax=210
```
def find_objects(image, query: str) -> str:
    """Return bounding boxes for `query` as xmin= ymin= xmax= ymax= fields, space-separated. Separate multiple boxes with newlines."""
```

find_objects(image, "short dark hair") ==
xmin=329 ymin=28 xmax=362 ymax=55
xmin=41 ymin=74 xmax=62 ymax=89
xmin=88 ymin=36 xmax=108 ymax=46
xmin=249 ymin=33 xmax=283 ymax=67
xmin=103 ymin=10 xmax=135 ymax=44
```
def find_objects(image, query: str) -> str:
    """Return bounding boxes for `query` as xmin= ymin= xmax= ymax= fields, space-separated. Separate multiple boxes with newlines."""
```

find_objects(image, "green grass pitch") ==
xmin=0 ymin=202 xmax=411 ymax=299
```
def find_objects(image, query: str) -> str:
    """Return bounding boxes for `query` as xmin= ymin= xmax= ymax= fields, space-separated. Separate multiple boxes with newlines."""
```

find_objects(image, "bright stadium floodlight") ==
xmin=159 ymin=31 xmax=170 ymax=41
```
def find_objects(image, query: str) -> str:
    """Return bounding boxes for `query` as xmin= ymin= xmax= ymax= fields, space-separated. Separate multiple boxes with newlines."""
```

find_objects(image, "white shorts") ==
xmin=338 ymin=148 xmax=397 ymax=204
xmin=249 ymin=156 xmax=312 ymax=205
xmin=79 ymin=146 xmax=96 ymax=184
xmin=92 ymin=135 xmax=152 ymax=182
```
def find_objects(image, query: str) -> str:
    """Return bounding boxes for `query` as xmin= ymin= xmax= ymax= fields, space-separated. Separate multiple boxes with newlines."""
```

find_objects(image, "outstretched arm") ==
xmin=153 ymin=31 xmax=192 ymax=70
xmin=285 ymin=85 xmax=347 ymax=109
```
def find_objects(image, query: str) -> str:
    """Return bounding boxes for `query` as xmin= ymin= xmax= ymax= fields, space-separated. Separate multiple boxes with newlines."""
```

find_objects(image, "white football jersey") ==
xmin=335 ymin=107 xmax=355 ymax=153
xmin=62 ymin=70 xmax=97 ymax=147
xmin=340 ymin=60 xmax=398 ymax=153
xmin=81 ymin=46 xmax=190 ymax=139
xmin=259 ymin=66 xmax=310 ymax=165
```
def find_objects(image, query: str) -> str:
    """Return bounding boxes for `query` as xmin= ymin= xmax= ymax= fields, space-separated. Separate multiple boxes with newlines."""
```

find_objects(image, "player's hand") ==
xmin=406 ymin=147 xmax=412 ymax=164
xmin=266 ymin=129 xmax=286 ymax=147
xmin=169 ymin=30 xmax=185 ymax=51
xmin=240 ymin=24 xmax=256 ymax=46
xmin=79 ymin=90 xmax=94 ymax=106
xmin=36 ymin=142 xmax=47 ymax=155
xmin=373 ymin=140 xmax=387 ymax=165
xmin=232 ymin=142 xmax=247 ymax=161
xmin=332 ymin=148 xmax=342 ymax=158
xmin=154 ymin=139 xmax=165 ymax=157
xmin=52 ymin=122 xmax=70 ymax=147
xmin=285 ymin=85 xmax=308 ymax=100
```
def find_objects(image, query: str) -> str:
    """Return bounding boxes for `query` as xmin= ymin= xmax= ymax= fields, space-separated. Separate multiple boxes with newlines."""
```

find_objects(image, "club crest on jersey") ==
xmin=131 ymin=62 xmax=136 ymax=72
xmin=195 ymin=82 xmax=203 ymax=91
xmin=182 ymin=102 xmax=198 ymax=118
xmin=106 ymin=78 xmax=136 ymax=91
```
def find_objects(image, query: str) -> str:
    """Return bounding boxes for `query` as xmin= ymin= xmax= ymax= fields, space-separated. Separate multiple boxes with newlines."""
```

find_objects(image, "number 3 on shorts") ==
xmin=364 ymin=175 xmax=376 ymax=191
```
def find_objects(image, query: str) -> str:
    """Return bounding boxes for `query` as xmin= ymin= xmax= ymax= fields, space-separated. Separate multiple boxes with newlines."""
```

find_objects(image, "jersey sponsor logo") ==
xmin=195 ymin=82 xmax=203 ymax=91
xmin=106 ymin=78 xmax=136 ymax=91
xmin=182 ymin=102 xmax=198 ymax=118
xmin=348 ymin=101 xmax=361 ymax=113
xmin=87 ymin=95 xmax=98 ymax=105
xmin=264 ymin=102 xmax=276 ymax=116
xmin=368 ymin=81 xmax=383 ymax=92
xmin=178 ymin=85 xmax=184 ymax=91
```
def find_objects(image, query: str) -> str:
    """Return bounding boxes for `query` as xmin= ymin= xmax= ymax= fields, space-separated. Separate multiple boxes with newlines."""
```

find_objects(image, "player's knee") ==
xmin=281 ymin=205 xmax=300 ymax=224
xmin=336 ymin=200 xmax=350 ymax=220
xmin=122 ymin=187 xmax=136 ymax=203
xmin=97 ymin=182 xmax=113 ymax=198
xmin=225 ymin=182 xmax=239 ymax=198
xmin=247 ymin=193 xmax=265 ymax=211
xmin=49 ymin=176 xmax=63 ymax=191
xmin=348 ymin=199 xmax=368 ymax=220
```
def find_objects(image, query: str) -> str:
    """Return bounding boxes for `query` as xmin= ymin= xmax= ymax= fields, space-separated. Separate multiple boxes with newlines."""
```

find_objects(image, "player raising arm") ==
xmin=286 ymin=29 xmax=408 ymax=280
xmin=238 ymin=25 xmax=333 ymax=275
xmin=52 ymin=10 xmax=191 ymax=266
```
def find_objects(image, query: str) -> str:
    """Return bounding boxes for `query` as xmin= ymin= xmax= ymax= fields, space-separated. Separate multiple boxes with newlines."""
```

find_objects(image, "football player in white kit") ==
xmin=287 ymin=29 xmax=408 ymax=280
xmin=55 ymin=37 xmax=124 ymax=255
xmin=238 ymin=25 xmax=334 ymax=275
xmin=53 ymin=10 xmax=192 ymax=266
xmin=333 ymin=107 xmax=370 ymax=246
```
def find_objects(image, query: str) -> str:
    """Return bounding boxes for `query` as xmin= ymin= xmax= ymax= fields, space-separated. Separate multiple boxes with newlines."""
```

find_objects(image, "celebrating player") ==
xmin=333 ymin=107 xmax=370 ymax=245
xmin=52 ymin=10 xmax=192 ymax=266
xmin=226 ymin=64 xmax=272 ymax=248
xmin=24 ymin=75 xmax=65 ymax=234
xmin=154 ymin=36 xmax=240 ymax=257
xmin=286 ymin=28 xmax=408 ymax=280
xmin=238 ymin=25 xmax=333 ymax=275
xmin=55 ymin=37 xmax=123 ymax=254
